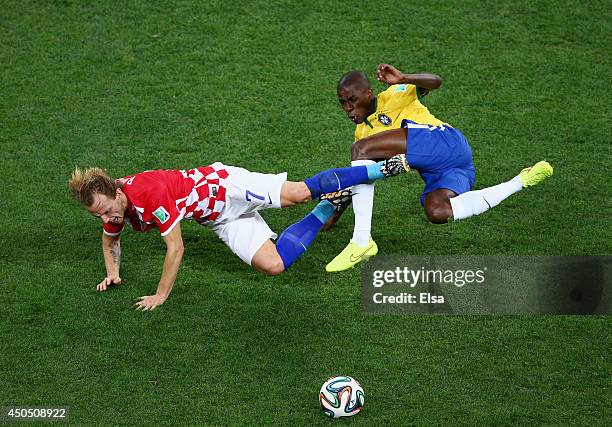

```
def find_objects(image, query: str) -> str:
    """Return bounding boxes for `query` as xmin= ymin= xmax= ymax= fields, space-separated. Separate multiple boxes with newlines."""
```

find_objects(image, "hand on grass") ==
xmin=97 ymin=276 xmax=122 ymax=292
xmin=134 ymin=294 xmax=166 ymax=311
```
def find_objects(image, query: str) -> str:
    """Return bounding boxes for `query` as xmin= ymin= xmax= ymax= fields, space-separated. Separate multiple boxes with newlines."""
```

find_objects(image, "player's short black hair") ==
xmin=337 ymin=70 xmax=371 ymax=92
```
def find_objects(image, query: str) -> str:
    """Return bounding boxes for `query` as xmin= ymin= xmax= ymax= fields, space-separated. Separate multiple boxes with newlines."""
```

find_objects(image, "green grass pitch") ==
xmin=1 ymin=1 xmax=610 ymax=424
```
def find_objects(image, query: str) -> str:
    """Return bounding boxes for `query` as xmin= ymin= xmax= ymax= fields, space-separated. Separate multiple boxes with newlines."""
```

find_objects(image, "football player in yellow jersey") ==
xmin=325 ymin=63 xmax=553 ymax=272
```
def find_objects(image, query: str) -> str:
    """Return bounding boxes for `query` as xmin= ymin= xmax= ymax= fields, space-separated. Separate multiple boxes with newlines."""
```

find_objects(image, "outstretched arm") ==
xmin=134 ymin=223 xmax=184 ymax=311
xmin=98 ymin=233 xmax=122 ymax=291
xmin=376 ymin=63 xmax=442 ymax=91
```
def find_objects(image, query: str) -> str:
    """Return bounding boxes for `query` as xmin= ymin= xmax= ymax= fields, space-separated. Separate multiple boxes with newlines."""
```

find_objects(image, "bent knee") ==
xmin=425 ymin=205 xmax=453 ymax=224
xmin=258 ymin=258 xmax=285 ymax=276
xmin=281 ymin=182 xmax=311 ymax=206
xmin=295 ymin=185 xmax=312 ymax=203
xmin=251 ymin=242 xmax=286 ymax=275
xmin=289 ymin=185 xmax=311 ymax=204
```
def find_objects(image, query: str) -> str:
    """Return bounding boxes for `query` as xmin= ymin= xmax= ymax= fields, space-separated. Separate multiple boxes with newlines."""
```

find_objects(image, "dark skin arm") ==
xmin=376 ymin=63 xmax=442 ymax=91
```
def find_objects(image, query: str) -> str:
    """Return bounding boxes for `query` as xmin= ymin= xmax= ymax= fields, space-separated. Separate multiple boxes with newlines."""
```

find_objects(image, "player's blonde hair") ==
xmin=68 ymin=167 xmax=117 ymax=207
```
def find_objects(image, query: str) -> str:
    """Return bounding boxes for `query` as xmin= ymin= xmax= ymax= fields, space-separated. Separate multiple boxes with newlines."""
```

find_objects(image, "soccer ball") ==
xmin=319 ymin=376 xmax=365 ymax=418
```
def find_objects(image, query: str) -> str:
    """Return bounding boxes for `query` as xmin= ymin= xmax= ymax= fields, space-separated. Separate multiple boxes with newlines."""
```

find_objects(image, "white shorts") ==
xmin=209 ymin=166 xmax=287 ymax=265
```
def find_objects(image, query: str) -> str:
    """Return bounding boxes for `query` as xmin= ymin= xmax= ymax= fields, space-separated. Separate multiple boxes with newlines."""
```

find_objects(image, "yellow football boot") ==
xmin=518 ymin=161 xmax=553 ymax=187
xmin=325 ymin=238 xmax=378 ymax=272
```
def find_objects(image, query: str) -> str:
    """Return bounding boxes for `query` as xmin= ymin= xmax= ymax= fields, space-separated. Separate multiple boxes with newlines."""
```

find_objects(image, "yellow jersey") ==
xmin=354 ymin=84 xmax=445 ymax=141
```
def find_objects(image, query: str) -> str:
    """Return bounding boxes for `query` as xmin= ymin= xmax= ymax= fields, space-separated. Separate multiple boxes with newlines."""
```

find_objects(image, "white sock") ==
xmin=351 ymin=160 xmax=376 ymax=246
xmin=449 ymin=176 xmax=523 ymax=221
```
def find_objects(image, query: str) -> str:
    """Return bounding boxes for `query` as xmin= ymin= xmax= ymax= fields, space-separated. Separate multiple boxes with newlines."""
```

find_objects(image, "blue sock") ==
xmin=276 ymin=201 xmax=335 ymax=269
xmin=365 ymin=162 xmax=385 ymax=180
xmin=303 ymin=162 xmax=385 ymax=199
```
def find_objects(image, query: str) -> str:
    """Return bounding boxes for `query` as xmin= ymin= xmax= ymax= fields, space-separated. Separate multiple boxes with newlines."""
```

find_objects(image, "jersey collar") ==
xmin=363 ymin=97 xmax=378 ymax=129
xmin=124 ymin=200 xmax=136 ymax=219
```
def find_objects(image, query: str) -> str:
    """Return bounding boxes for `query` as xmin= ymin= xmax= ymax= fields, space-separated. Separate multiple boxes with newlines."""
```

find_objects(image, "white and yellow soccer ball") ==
xmin=319 ymin=376 xmax=365 ymax=418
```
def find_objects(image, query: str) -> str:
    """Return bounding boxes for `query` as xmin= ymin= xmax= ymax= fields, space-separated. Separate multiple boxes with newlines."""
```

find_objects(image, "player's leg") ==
xmin=274 ymin=150 xmax=408 ymax=271
xmin=222 ymin=154 xmax=408 ymax=211
xmin=350 ymin=128 xmax=408 ymax=245
xmin=211 ymin=182 xmax=367 ymax=274
xmin=448 ymin=161 xmax=553 ymax=221
xmin=405 ymin=124 xmax=471 ymax=224
xmin=418 ymin=165 xmax=473 ymax=224
xmin=293 ymin=153 xmax=408 ymax=202
xmin=210 ymin=213 xmax=285 ymax=275
xmin=259 ymin=151 xmax=413 ymax=271
xmin=250 ymin=199 xmax=339 ymax=273
xmin=209 ymin=168 xmax=326 ymax=274
xmin=423 ymin=189 xmax=457 ymax=223
xmin=326 ymin=128 xmax=409 ymax=273
xmin=317 ymin=131 xmax=405 ymax=234
xmin=251 ymin=240 xmax=285 ymax=275
xmin=273 ymin=199 xmax=337 ymax=270
xmin=278 ymin=182 xmax=312 ymax=207
xmin=210 ymin=166 xmax=353 ymax=274
xmin=217 ymin=154 xmax=411 ymax=273
xmin=210 ymin=162 xmax=407 ymax=274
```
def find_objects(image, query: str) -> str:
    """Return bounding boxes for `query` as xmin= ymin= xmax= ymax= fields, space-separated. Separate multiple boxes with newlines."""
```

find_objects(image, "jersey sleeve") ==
xmin=385 ymin=84 xmax=419 ymax=107
xmin=146 ymin=188 xmax=183 ymax=237
xmin=103 ymin=222 xmax=124 ymax=236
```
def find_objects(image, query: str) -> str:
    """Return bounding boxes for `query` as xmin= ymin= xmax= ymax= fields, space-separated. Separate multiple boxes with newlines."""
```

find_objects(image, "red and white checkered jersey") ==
xmin=103 ymin=163 xmax=229 ymax=237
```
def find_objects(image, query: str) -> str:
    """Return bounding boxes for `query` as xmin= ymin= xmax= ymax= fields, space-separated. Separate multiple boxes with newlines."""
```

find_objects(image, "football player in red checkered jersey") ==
xmin=69 ymin=158 xmax=408 ymax=310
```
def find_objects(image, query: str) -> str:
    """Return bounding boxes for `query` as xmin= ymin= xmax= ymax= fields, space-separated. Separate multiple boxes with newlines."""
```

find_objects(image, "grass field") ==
xmin=1 ymin=0 xmax=611 ymax=425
